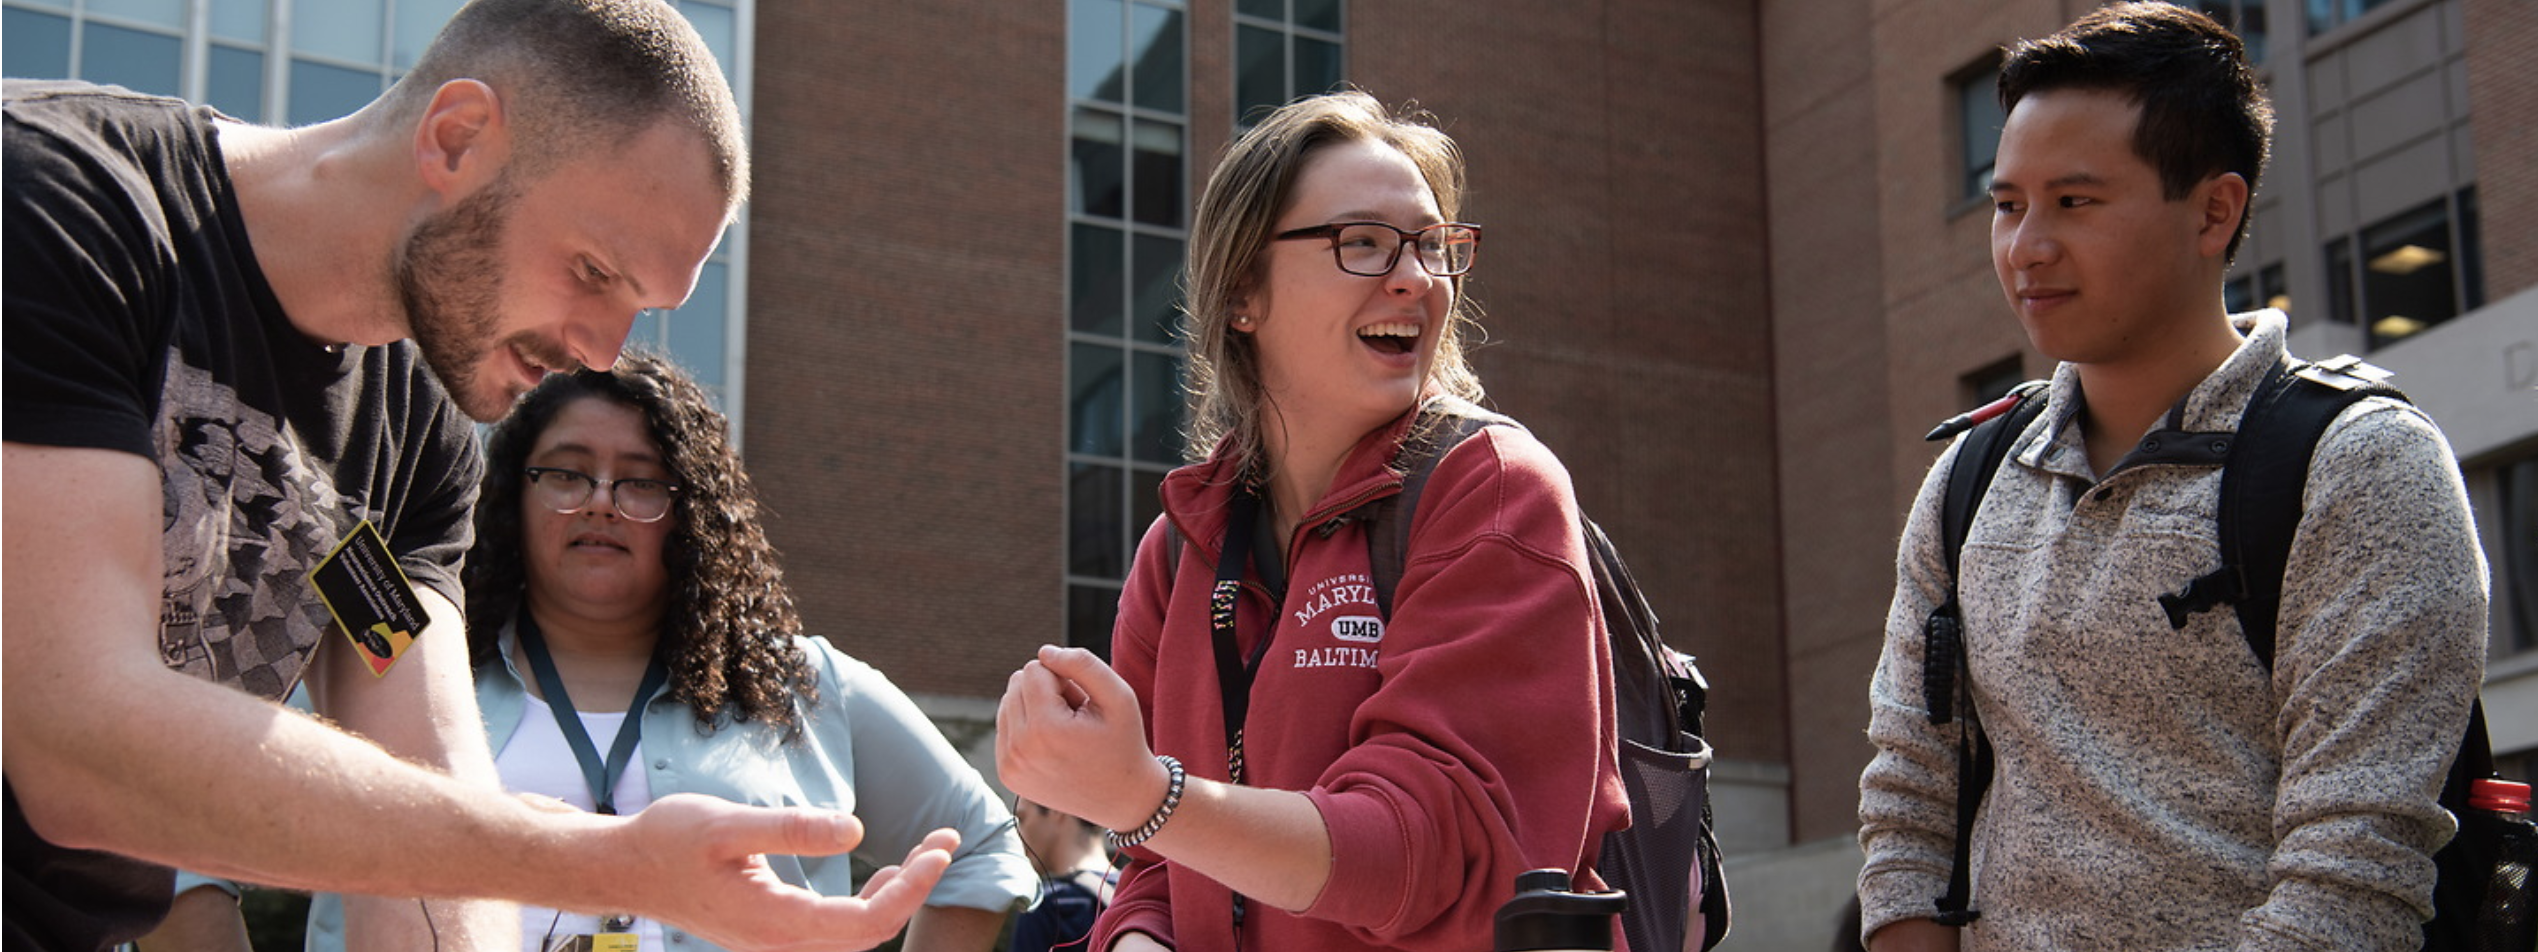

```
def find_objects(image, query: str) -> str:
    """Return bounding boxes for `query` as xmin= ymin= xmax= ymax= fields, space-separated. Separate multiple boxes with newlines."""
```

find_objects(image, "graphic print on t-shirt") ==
xmin=154 ymin=355 xmax=360 ymax=701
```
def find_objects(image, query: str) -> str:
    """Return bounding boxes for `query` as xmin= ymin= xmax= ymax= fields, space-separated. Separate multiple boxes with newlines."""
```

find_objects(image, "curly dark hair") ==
xmin=466 ymin=349 xmax=814 ymax=735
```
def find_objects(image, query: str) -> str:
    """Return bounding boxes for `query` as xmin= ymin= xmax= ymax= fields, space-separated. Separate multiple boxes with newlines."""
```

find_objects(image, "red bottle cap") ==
xmin=2468 ymin=778 xmax=2531 ymax=814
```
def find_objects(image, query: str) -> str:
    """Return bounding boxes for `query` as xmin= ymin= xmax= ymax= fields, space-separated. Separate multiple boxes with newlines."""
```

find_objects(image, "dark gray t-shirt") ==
xmin=2 ymin=80 xmax=481 ymax=951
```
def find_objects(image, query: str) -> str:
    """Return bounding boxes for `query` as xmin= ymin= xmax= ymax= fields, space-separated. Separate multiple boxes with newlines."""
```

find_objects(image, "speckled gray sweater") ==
xmin=1859 ymin=312 xmax=2489 ymax=951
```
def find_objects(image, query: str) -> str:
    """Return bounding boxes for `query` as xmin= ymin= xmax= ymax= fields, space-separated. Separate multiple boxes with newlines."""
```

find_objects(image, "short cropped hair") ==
xmin=1999 ymin=1 xmax=2272 ymax=261
xmin=1182 ymin=90 xmax=1485 ymax=474
xmin=383 ymin=0 xmax=747 ymax=206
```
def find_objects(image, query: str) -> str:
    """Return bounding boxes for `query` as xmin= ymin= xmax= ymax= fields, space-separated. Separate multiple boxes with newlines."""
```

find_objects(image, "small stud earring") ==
xmin=1233 ymin=315 xmax=1253 ymax=327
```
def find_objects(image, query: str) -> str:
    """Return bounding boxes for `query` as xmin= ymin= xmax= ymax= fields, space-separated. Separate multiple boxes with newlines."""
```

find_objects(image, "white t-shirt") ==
xmin=497 ymin=693 xmax=664 ymax=952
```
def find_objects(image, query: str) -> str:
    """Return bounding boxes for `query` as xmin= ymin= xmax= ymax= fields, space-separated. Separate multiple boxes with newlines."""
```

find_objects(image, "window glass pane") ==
xmin=1294 ymin=36 xmax=1341 ymax=98
xmin=2359 ymin=199 xmax=2454 ymax=348
xmin=677 ymin=2 xmax=738 ymax=87
xmin=1131 ymin=467 xmax=1165 ymax=542
xmin=1130 ymin=119 xmax=1184 ymax=228
xmin=1068 ymin=463 xmax=1126 ymax=578
xmin=1129 ymin=3 xmax=1183 ymax=113
xmin=1960 ymin=70 xmax=2004 ymax=198
xmin=82 ymin=23 xmax=182 ymax=98
xmin=2259 ymin=263 xmax=2289 ymax=315
xmin=9 ymin=0 xmax=70 ymax=11
xmin=2501 ymin=455 xmax=2538 ymax=655
xmin=1238 ymin=0 xmax=1283 ymax=18
xmin=1072 ymin=342 xmax=1127 ymax=457
xmin=1296 ymin=0 xmax=1342 ymax=33
xmin=628 ymin=309 xmax=666 ymax=354
xmin=2324 ymin=237 xmax=2353 ymax=325
xmin=1070 ymin=0 xmax=1126 ymax=103
xmin=2459 ymin=187 xmax=2484 ymax=311
xmin=207 ymin=46 xmax=266 ymax=122
xmin=293 ymin=2 xmax=385 ymax=64
xmin=666 ymin=260 xmax=729 ymax=390
xmin=211 ymin=0 xmax=268 ymax=44
xmin=1132 ymin=350 xmax=1183 ymax=464
xmin=289 ymin=58 xmax=381 ymax=126
xmin=85 ymin=0 xmax=183 ymax=27
xmin=1068 ymin=583 xmax=1121 ymax=659
xmin=2238 ymin=4 xmax=2269 ymax=65
xmin=1071 ymin=108 xmax=1126 ymax=218
xmin=1072 ymin=223 xmax=1126 ymax=335
xmin=4 ymin=9 xmax=73 ymax=79
xmin=2224 ymin=274 xmax=2254 ymax=314
xmin=394 ymin=0 xmax=467 ymax=71
xmin=1132 ymin=234 xmax=1183 ymax=345
xmin=1237 ymin=25 xmax=1284 ymax=123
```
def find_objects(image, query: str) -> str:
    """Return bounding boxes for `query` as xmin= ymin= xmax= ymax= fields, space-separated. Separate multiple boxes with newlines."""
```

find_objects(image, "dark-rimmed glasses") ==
xmin=523 ymin=467 xmax=682 ymax=523
xmin=1271 ymin=221 xmax=1482 ymax=277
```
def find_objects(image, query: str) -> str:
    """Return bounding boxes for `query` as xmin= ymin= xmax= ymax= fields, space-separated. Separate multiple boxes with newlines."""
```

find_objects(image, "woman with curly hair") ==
xmin=304 ymin=351 xmax=1036 ymax=952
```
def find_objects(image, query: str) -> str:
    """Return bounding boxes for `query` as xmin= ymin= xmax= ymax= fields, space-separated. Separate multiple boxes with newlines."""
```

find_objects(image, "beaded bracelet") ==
xmin=1105 ymin=754 xmax=1186 ymax=852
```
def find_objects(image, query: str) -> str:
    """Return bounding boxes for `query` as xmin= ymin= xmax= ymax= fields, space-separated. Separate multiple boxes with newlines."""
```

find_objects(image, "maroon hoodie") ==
xmin=1093 ymin=406 xmax=1631 ymax=952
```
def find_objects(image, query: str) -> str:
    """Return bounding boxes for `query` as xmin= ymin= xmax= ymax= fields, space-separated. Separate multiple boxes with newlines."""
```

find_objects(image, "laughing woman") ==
xmin=996 ymin=91 xmax=1629 ymax=952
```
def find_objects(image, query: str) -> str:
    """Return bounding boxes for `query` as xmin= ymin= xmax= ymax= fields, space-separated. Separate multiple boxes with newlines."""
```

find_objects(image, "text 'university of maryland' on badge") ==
xmin=305 ymin=520 xmax=430 ymax=678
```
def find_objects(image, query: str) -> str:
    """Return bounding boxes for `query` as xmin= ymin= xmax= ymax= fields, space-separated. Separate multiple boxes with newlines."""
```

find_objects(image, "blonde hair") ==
xmin=1180 ymin=90 xmax=1486 ymax=474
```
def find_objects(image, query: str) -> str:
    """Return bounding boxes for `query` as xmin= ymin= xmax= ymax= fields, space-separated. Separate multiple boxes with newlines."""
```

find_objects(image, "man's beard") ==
xmin=394 ymin=175 xmax=564 ymax=421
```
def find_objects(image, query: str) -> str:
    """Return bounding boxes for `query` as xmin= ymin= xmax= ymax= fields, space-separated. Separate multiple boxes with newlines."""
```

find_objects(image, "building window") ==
xmin=1 ymin=0 xmax=752 ymax=411
xmin=2225 ymin=261 xmax=2290 ymax=318
xmin=1962 ymin=354 xmax=2026 ymax=407
xmin=1067 ymin=0 xmax=1190 ymax=658
xmin=2185 ymin=0 xmax=2269 ymax=64
xmin=1233 ymin=0 xmax=1342 ymax=126
xmin=2497 ymin=452 xmax=2538 ymax=659
xmin=1953 ymin=58 xmax=2005 ymax=203
xmin=2307 ymin=0 xmax=2403 ymax=35
xmin=2322 ymin=189 xmax=2482 ymax=350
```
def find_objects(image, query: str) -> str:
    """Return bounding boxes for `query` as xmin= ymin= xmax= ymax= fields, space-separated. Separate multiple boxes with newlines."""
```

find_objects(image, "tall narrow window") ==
xmin=1953 ymin=58 xmax=2005 ymax=202
xmin=1066 ymin=0 xmax=1189 ymax=658
xmin=1233 ymin=0 xmax=1343 ymax=127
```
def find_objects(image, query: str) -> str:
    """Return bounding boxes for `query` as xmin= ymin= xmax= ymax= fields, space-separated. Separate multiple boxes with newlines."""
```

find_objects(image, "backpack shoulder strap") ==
xmin=1921 ymin=380 xmax=2046 ymax=927
xmin=1923 ymin=380 xmax=2048 ymax=724
xmin=1365 ymin=396 xmax=1511 ymax=618
xmin=2178 ymin=355 xmax=2405 ymax=668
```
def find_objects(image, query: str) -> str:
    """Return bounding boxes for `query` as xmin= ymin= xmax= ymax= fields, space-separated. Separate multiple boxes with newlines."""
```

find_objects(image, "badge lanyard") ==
xmin=1211 ymin=490 xmax=1277 ymax=786
xmin=515 ymin=611 xmax=670 ymax=817
xmin=1208 ymin=489 xmax=1275 ymax=936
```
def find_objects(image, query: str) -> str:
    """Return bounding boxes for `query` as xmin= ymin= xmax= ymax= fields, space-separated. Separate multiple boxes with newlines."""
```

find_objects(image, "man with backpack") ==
xmin=1855 ymin=4 xmax=2487 ymax=951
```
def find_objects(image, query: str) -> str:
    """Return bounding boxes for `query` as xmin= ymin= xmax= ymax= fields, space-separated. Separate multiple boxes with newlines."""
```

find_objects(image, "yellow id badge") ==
xmin=546 ymin=934 xmax=637 ymax=952
xmin=305 ymin=520 xmax=431 ymax=678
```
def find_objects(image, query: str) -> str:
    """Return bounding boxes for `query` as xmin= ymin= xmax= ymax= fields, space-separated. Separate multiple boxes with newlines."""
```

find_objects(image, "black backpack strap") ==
xmin=1922 ymin=379 xmax=2047 ymax=926
xmin=1365 ymin=397 xmax=1508 ymax=618
xmin=2168 ymin=355 xmax=2402 ymax=667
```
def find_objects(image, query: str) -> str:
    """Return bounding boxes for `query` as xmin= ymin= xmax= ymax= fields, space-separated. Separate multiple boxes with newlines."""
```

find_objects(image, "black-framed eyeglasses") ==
xmin=1271 ymin=221 xmax=1482 ymax=277
xmin=523 ymin=467 xmax=682 ymax=523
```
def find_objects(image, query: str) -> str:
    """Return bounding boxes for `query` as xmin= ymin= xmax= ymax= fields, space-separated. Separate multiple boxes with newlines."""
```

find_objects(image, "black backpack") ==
xmin=1360 ymin=395 xmax=1730 ymax=952
xmin=1919 ymin=356 xmax=2525 ymax=947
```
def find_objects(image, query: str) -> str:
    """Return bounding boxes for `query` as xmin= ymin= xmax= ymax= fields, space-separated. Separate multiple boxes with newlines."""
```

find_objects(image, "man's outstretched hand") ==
xmin=613 ymin=794 xmax=959 ymax=952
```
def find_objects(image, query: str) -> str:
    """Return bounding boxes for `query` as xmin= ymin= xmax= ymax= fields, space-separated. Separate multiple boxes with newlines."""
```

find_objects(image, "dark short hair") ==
xmin=385 ymin=0 xmax=747 ymax=205
xmin=1999 ymin=1 xmax=2272 ymax=261
xmin=468 ymin=350 xmax=813 ymax=736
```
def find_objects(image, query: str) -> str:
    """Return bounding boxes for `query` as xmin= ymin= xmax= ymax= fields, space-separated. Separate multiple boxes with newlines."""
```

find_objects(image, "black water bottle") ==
xmin=2463 ymin=778 xmax=2536 ymax=952
xmin=1494 ymin=869 xmax=1627 ymax=952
